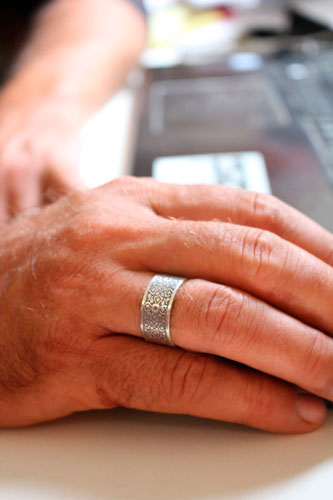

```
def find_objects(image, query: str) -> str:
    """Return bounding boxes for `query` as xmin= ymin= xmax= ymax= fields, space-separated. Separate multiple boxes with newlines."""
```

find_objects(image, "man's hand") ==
xmin=0 ymin=177 xmax=332 ymax=432
xmin=0 ymin=93 xmax=84 ymax=223
xmin=0 ymin=0 xmax=147 ymax=223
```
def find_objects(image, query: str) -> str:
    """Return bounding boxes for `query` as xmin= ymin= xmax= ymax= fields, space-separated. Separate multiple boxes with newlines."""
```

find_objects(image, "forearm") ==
xmin=1 ymin=0 xmax=146 ymax=122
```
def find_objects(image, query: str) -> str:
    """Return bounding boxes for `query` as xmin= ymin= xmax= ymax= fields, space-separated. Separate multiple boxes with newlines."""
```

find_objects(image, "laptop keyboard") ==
xmin=317 ymin=51 xmax=333 ymax=86
xmin=301 ymin=115 xmax=333 ymax=185
xmin=271 ymin=50 xmax=333 ymax=186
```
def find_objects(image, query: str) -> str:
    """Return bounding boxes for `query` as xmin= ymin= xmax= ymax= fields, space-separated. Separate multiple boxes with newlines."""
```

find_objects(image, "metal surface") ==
xmin=141 ymin=275 xmax=185 ymax=346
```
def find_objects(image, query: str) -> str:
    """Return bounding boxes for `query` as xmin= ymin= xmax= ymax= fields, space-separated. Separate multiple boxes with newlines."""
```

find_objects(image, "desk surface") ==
xmin=1 ymin=91 xmax=332 ymax=500
xmin=0 ymin=409 xmax=332 ymax=500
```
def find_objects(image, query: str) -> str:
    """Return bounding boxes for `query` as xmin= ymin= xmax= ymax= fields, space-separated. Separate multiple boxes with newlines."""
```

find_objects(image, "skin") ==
xmin=0 ymin=0 xmax=146 ymax=222
xmin=0 ymin=176 xmax=332 ymax=432
xmin=0 ymin=0 xmax=332 ymax=434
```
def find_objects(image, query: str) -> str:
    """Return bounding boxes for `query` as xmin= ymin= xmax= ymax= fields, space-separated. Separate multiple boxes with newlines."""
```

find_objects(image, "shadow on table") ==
xmin=0 ymin=408 xmax=332 ymax=499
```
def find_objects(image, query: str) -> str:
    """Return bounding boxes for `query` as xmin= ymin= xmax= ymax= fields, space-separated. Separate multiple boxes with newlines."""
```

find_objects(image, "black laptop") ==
xmin=132 ymin=8 xmax=333 ymax=231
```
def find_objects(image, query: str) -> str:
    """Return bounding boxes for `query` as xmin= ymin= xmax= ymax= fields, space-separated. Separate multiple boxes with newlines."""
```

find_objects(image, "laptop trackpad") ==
xmin=149 ymin=74 xmax=291 ymax=135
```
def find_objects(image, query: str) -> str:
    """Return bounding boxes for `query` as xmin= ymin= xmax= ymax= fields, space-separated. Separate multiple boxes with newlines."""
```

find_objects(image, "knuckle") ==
xmin=107 ymin=176 xmax=142 ymax=196
xmin=199 ymin=285 xmax=246 ymax=349
xmin=105 ymin=176 xmax=157 ymax=207
xmin=163 ymin=351 xmax=211 ymax=405
xmin=240 ymin=228 xmax=289 ymax=282
xmin=250 ymin=192 xmax=286 ymax=234
xmin=240 ymin=228 xmax=274 ymax=278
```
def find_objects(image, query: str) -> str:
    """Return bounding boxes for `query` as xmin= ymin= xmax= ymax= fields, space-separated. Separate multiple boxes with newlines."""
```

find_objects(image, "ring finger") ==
xmin=93 ymin=271 xmax=333 ymax=404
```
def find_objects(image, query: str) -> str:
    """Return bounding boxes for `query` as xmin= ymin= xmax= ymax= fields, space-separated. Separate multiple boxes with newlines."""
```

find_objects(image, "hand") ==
xmin=0 ymin=92 xmax=85 ymax=224
xmin=0 ymin=177 xmax=332 ymax=432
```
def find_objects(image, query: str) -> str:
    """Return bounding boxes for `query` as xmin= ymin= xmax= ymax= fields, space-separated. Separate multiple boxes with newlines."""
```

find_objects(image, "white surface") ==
xmin=79 ymin=89 xmax=136 ymax=189
xmin=1 ymin=89 xmax=332 ymax=499
xmin=0 ymin=409 xmax=332 ymax=500
xmin=153 ymin=151 xmax=272 ymax=193
xmin=153 ymin=154 xmax=219 ymax=184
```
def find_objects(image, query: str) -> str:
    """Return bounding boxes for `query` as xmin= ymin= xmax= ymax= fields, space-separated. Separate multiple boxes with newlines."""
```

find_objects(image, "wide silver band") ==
xmin=140 ymin=275 xmax=185 ymax=346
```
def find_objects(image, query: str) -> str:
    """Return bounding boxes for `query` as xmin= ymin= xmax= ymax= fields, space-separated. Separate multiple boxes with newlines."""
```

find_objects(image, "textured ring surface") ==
xmin=141 ymin=275 xmax=185 ymax=346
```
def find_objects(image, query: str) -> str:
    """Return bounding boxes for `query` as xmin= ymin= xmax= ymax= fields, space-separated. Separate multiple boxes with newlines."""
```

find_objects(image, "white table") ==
xmin=0 ymin=409 xmax=332 ymax=499
xmin=1 ymin=91 xmax=332 ymax=500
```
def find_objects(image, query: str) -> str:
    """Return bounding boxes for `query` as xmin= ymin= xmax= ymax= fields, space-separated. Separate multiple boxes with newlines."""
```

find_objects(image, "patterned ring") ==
xmin=140 ymin=275 xmax=186 ymax=346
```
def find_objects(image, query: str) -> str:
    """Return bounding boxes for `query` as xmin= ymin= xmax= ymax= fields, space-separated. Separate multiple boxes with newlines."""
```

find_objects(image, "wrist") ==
xmin=0 ymin=73 xmax=88 ymax=128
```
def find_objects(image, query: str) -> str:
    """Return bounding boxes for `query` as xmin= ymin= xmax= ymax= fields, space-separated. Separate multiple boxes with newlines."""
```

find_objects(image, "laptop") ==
xmin=132 ymin=5 xmax=333 ymax=232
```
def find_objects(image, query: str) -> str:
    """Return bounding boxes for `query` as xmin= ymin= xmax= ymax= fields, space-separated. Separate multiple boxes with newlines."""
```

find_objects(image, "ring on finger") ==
xmin=140 ymin=274 xmax=185 ymax=346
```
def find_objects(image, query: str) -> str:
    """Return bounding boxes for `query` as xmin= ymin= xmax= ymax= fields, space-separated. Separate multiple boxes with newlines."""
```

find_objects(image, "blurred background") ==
xmin=129 ymin=0 xmax=333 ymax=231
xmin=142 ymin=0 xmax=332 ymax=66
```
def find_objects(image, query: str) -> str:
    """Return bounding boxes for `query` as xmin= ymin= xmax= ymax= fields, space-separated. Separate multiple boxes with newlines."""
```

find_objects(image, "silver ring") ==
xmin=141 ymin=275 xmax=185 ymax=346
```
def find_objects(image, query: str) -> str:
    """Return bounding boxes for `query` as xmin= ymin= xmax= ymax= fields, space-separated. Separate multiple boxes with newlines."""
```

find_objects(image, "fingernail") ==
xmin=296 ymin=394 xmax=327 ymax=424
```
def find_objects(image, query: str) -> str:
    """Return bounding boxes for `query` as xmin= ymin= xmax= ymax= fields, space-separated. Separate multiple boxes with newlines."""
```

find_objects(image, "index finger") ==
xmin=145 ymin=181 xmax=333 ymax=267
